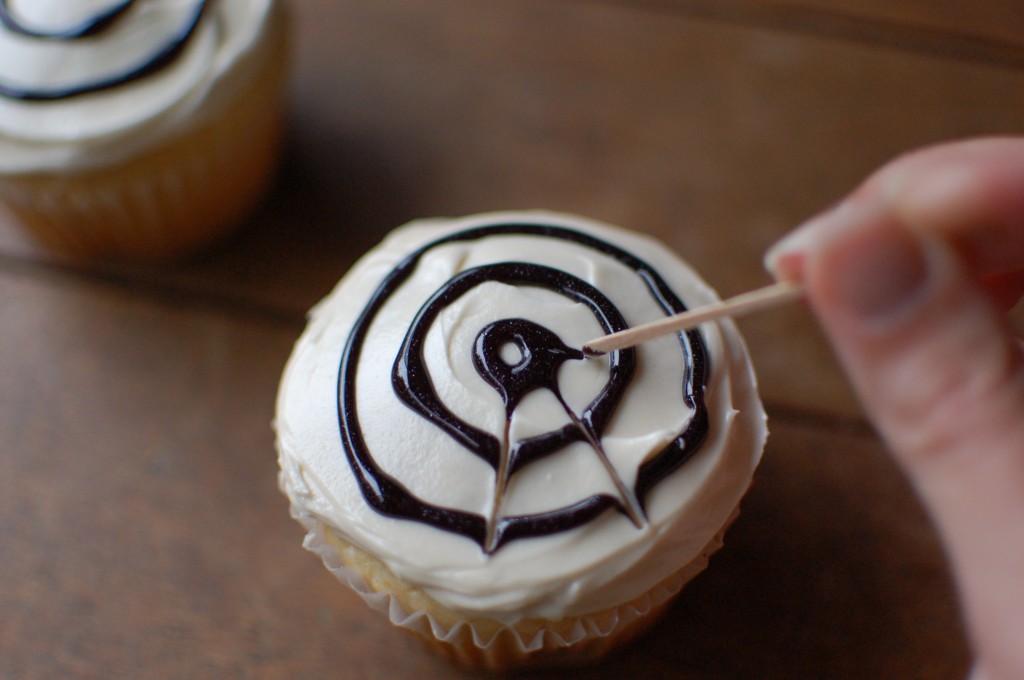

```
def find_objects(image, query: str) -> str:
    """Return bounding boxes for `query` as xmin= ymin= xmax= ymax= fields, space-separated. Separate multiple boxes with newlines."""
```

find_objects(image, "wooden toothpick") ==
xmin=582 ymin=280 xmax=805 ymax=355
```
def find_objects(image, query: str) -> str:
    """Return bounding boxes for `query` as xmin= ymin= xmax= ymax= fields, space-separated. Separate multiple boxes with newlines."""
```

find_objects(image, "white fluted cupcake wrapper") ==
xmin=283 ymin=469 xmax=737 ymax=669
xmin=0 ymin=124 xmax=256 ymax=256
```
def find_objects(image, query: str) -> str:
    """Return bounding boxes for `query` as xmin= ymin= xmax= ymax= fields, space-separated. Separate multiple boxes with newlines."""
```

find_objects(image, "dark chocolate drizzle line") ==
xmin=393 ymin=263 xmax=634 ymax=474
xmin=473 ymin=317 xmax=585 ymax=417
xmin=0 ymin=0 xmax=133 ymax=39
xmin=393 ymin=264 xmax=640 ymax=552
xmin=0 ymin=0 xmax=209 ymax=101
xmin=337 ymin=223 xmax=710 ymax=553
xmin=473 ymin=317 xmax=601 ymax=551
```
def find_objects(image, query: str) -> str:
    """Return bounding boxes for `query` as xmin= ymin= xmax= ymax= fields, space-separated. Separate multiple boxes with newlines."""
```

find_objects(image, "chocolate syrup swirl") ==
xmin=0 ymin=0 xmax=209 ymax=101
xmin=337 ymin=223 xmax=710 ymax=553
xmin=393 ymin=263 xmax=634 ymax=475
xmin=473 ymin=318 xmax=584 ymax=414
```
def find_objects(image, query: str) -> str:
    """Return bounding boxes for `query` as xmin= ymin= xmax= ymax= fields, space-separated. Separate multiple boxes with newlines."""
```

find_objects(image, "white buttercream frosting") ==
xmin=276 ymin=211 xmax=767 ymax=622
xmin=0 ymin=0 xmax=278 ymax=172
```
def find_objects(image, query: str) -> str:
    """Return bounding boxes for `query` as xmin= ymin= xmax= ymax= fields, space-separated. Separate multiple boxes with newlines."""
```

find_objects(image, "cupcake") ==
xmin=275 ymin=211 xmax=767 ymax=670
xmin=0 ymin=0 xmax=288 ymax=259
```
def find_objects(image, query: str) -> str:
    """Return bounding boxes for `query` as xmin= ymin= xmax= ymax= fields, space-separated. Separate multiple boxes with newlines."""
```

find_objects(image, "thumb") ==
xmin=782 ymin=202 xmax=1024 ymax=677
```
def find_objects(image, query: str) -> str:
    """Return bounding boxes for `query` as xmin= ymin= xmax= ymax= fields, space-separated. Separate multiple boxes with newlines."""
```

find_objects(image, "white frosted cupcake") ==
xmin=276 ymin=211 xmax=767 ymax=670
xmin=0 ymin=0 xmax=288 ymax=259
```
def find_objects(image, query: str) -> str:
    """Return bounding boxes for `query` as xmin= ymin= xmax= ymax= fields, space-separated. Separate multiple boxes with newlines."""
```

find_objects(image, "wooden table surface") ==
xmin=3 ymin=1 xmax=1023 ymax=678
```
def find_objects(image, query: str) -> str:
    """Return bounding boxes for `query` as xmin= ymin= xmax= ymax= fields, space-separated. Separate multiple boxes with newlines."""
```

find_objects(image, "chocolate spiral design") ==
xmin=337 ymin=223 xmax=710 ymax=553
xmin=0 ymin=0 xmax=208 ymax=101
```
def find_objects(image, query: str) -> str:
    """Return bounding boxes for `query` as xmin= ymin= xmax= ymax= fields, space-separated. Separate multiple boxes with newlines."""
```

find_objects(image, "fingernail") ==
xmin=763 ymin=229 xmax=813 ymax=280
xmin=764 ymin=199 xmax=875 ymax=280
xmin=822 ymin=219 xmax=930 ymax=321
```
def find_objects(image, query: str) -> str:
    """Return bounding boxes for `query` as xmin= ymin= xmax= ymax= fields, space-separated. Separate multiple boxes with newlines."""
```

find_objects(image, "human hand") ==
xmin=764 ymin=137 xmax=1024 ymax=680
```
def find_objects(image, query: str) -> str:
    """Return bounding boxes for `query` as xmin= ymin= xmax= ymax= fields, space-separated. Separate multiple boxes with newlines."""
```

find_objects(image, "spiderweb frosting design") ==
xmin=337 ymin=223 xmax=710 ymax=554
xmin=0 ymin=0 xmax=209 ymax=101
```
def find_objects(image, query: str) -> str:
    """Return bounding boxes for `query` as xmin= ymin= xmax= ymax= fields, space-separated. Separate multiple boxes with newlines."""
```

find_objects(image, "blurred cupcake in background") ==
xmin=0 ymin=0 xmax=289 ymax=260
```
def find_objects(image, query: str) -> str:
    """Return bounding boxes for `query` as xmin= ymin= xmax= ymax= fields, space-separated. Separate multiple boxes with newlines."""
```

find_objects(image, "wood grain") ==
xmin=4 ymin=0 xmax=1022 ymax=415
xmin=0 ymin=271 xmax=968 ymax=678
xmin=617 ymin=0 xmax=1024 ymax=63
xmin=1 ymin=0 xmax=1017 ymax=676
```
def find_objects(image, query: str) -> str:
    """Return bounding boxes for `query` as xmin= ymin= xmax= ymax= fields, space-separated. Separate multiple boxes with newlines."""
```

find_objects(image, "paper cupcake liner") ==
xmin=285 ymin=475 xmax=739 ymax=671
xmin=0 ymin=9 xmax=288 ymax=260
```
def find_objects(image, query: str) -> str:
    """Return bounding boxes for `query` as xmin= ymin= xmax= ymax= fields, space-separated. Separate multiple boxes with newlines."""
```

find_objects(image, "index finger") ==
xmin=863 ymin=136 xmax=1024 ymax=277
